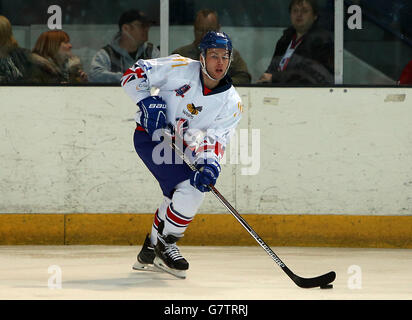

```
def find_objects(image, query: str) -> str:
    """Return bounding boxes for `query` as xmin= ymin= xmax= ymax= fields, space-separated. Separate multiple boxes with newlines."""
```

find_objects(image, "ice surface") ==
xmin=0 ymin=245 xmax=411 ymax=300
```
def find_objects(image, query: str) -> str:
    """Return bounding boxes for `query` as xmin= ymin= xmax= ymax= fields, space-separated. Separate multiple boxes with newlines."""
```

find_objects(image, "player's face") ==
xmin=290 ymin=1 xmax=317 ymax=35
xmin=204 ymin=48 xmax=230 ymax=80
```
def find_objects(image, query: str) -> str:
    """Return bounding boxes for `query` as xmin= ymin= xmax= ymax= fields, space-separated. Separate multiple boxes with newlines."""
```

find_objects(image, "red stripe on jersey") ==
xmin=167 ymin=205 xmax=192 ymax=226
xmin=121 ymin=67 xmax=146 ymax=86
xmin=136 ymin=68 xmax=146 ymax=78
xmin=153 ymin=209 xmax=160 ymax=227
xmin=196 ymin=141 xmax=224 ymax=158
xmin=214 ymin=142 xmax=224 ymax=158
xmin=121 ymin=75 xmax=132 ymax=86
xmin=136 ymin=124 xmax=145 ymax=131
xmin=195 ymin=141 xmax=214 ymax=154
xmin=122 ymin=68 xmax=135 ymax=78
xmin=123 ymin=67 xmax=145 ymax=78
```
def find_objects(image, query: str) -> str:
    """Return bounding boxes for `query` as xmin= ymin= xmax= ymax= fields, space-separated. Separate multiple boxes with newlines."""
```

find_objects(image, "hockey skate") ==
xmin=132 ymin=234 xmax=160 ymax=272
xmin=154 ymin=230 xmax=189 ymax=279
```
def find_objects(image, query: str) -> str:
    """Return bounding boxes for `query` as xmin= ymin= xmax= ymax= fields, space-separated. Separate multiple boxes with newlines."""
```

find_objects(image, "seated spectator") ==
xmin=398 ymin=59 xmax=412 ymax=85
xmin=172 ymin=9 xmax=251 ymax=85
xmin=0 ymin=15 xmax=35 ymax=83
xmin=90 ymin=9 xmax=160 ymax=83
xmin=32 ymin=30 xmax=88 ymax=84
xmin=258 ymin=0 xmax=334 ymax=84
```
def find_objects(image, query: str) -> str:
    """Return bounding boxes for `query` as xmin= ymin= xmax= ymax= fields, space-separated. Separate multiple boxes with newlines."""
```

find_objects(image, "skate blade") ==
xmin=132 ymin=261 xmax=162 ymax=272
xmin=153 ymin=257 xmax=186 ymax=279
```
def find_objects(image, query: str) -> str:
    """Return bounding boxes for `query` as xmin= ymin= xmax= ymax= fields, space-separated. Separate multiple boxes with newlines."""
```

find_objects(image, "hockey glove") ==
xmin=190 ymin=160 xmax=221 ymax=192
xmin=137 ymin=96 xmax=167 ymax=137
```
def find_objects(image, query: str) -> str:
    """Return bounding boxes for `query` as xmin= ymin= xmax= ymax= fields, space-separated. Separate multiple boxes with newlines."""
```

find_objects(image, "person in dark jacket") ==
xmin=31 ymin=30 xmax=88 ymax=84
xmin=0 ymin=15 xmax=35 ymax=83
xmin=258 ymin=0 xmax=334 ymax=84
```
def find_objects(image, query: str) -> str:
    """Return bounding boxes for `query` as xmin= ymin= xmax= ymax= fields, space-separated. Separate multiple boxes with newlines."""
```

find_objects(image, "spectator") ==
xmin=172 ymin=9 xmax=251 ymax=85
xmin=32 ymin=30 xmax=88 ymax=84
xmin=398 ymin=59 xmax=412 ymax=85
xmin=89 ymin=9 xmax=160 ymax=83
xmin=258 ymin=0 xmax=334 ymax=84
xmin=0 ymin=15 xmax=35 ymax=83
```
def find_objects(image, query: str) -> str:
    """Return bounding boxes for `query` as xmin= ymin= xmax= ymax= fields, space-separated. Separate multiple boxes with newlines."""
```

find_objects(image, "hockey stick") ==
xmin=169 ymin=138 xmax=336 ymax=289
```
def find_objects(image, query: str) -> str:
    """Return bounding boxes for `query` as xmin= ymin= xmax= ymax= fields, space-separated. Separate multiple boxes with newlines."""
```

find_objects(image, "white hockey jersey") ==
xmin=121 ymin=54 xmax=243 ymax=163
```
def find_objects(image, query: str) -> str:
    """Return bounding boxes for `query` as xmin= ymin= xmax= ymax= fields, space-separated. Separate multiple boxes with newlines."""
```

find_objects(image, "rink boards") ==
xmin=0 ymin=86 xmax=411 ymax=247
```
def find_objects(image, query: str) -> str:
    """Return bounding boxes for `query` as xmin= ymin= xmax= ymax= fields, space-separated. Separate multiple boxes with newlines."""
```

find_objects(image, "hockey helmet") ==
xmin=198 ymin=31 xmax=233 ymax=80
xmin=198 ymin=31 xmax=233 ymax=56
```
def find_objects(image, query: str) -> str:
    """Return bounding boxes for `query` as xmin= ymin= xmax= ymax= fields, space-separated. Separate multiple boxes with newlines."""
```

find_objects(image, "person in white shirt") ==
xmin=121 ymin=31 xmax=243 ymax=279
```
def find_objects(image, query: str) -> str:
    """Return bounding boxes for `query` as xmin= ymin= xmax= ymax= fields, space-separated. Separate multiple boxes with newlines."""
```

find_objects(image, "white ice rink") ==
xmin=0 ymin=245 xmax=411 ymax=300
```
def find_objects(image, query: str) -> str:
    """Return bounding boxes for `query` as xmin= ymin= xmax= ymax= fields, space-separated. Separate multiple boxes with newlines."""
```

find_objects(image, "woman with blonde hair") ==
xmin=0 ymin=15 xmax=34 ymax=82
xmin=32 ymin=30 xmax=88 ymax=83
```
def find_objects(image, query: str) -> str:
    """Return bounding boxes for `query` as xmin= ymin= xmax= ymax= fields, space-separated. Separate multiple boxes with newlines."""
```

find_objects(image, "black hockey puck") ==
xmin=320 ymin=284 xmax=333 ymax=289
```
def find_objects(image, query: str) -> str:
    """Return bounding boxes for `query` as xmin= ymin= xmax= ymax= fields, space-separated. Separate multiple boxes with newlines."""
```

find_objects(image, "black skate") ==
xmin=132 ymin=234 xmax=159 ymax=272
xmin=154 ymin=232 xmax=189 ymax=279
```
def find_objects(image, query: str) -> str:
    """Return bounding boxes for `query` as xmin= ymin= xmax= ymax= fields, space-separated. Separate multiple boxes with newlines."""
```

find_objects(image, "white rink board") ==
xmin=0 ymin=86 xmax=411 ymax=215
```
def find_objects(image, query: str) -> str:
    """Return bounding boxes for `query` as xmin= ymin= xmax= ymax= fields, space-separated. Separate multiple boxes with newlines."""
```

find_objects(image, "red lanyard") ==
xmin=278 ymin=34 xmax=304 ymax=72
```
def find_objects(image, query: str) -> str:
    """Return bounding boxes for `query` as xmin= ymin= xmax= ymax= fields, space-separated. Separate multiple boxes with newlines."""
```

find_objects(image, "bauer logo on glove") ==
xmin=148 ymin=103 xmax=167 ymax=109
xmin=137 ymin=96 xmax=167 ymax=137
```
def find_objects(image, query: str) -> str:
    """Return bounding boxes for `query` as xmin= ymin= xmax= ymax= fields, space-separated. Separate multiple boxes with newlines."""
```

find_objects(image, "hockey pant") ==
xmin=133 ymin=126 xmax=204 ymax=244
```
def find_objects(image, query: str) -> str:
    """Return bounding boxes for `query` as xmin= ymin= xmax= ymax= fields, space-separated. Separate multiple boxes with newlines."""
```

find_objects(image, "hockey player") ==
xmin=121 ymin=31 xmax=243 ymax=278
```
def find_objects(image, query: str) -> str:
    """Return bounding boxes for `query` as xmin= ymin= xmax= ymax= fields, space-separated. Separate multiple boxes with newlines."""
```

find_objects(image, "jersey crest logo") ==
xmin=187 ymin=103 xmax=203 ymax=115
xmin=175 ymin=84 xmax=191 ymax=98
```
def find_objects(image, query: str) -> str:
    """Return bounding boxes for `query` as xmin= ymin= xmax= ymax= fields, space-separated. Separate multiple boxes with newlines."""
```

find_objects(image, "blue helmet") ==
xmin=198 ymin=31 xmax=233 ymax=80
xmin=198 ymin=31 xmax=233 ymax=56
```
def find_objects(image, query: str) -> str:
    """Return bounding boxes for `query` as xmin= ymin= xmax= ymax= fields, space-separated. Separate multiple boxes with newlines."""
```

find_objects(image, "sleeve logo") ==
xmin=175 ymin=84 xmax=191 ymax=98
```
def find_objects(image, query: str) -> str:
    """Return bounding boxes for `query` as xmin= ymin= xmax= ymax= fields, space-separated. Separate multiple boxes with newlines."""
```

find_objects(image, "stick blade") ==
xmin=292 ymin=271 xmax=336 ymax=289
